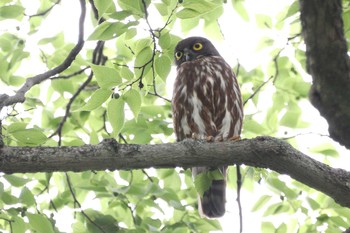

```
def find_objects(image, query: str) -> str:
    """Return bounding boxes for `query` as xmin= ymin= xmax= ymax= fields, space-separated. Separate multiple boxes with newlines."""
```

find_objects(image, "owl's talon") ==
xmin=229 ymin=135 xmax=241 ymax=142
xmin=206 ymin=136 xmax=214 ymax=142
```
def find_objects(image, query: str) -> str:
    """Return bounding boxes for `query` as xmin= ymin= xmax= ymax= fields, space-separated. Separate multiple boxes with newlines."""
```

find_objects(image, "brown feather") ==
xmin=172 ymin=38 xmax=243 ymax=218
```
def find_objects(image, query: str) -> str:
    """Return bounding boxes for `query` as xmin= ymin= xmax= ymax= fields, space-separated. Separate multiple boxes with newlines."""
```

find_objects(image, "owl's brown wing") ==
xmin=172 ymin=56 xmax=243 ymax=218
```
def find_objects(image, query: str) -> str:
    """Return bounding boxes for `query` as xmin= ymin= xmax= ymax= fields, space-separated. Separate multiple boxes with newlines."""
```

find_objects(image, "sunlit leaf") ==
xmin=232 ymin=1 xmax=249 ymax=21
xmin=123 ymin=89 xmax=141 ymax=119
xmin=107 ymin=98 xmax=125 ymax=136
xmin=11 ymin=128 xmax=47 ymax=145
xmin=4 ymin=175 xmax=30 ymax=187
xmin=80 ymin=89 xmax=112 ymax=111
xmin=252 ymin=195 xmax=272 ymax=212
xmin=92 ymin=65 xmax=122 ymax=89
xmin=0 ymin=5 xmax=24 ymax=20
xmin=310 ymin=143 xmax=339 ymax=157
xmin=194 ymin=173 xmax=211 ymax=196
xmin=27 ymin=214 xmax=54 ymax=233
xmin=155 ymin=55 xmax=171 ymax=81
xmin=19 ymin=187 xmax=35 ymax=206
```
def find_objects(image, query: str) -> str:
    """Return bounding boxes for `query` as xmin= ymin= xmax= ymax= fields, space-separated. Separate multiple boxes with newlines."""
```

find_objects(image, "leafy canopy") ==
xmin=0 ymin=0 xmax=350 ymax=232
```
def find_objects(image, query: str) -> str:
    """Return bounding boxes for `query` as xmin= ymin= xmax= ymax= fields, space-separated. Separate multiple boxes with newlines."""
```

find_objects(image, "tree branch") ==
xmin=299 ymin=0 xmax=350 ymax=149
xmin=0 ymin=0 xmax=86 ymax=111
xmin=1 ymin=136 xmax=350 ymax=209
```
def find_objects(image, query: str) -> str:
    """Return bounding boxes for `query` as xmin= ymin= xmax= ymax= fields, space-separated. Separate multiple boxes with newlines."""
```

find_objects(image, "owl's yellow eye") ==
xmin=175 ymin=51 xmax=183 ymax=60
xmin=193 ymin=42 xmax=203 ymax=51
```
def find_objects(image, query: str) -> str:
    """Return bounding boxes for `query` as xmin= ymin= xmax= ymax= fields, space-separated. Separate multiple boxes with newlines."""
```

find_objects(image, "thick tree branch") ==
xmin=299 ymin=0 xmax=350 ymax=149
xmin=0 ymin=0 xmax=86 ymax=111
xmin=0 ymin=136 xmax=349 ymax=209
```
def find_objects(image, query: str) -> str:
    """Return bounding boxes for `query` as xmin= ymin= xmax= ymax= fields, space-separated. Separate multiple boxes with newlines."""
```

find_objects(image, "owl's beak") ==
xmin=183 ymin=48 xmax=192 ymax=61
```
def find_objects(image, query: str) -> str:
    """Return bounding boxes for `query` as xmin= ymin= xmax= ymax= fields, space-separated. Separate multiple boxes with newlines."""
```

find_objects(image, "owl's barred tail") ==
xmin=199 ymin=179 xmax=226 ymax=218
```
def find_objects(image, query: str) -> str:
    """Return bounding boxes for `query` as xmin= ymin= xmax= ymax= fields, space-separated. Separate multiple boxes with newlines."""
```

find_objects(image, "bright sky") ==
xmin=2 ymin=0 xmax=350 ymax=232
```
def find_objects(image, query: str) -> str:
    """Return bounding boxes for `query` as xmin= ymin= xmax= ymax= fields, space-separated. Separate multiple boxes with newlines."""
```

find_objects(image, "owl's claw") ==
xmin=191 ymin=133 xmax=214 ymax=142
xmin=229 ymin=135 xmax=241 ymax=142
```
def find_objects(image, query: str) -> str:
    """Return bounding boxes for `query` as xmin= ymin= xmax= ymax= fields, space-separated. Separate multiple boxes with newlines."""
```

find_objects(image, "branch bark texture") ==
xmin=300 ymin=0 xmax=350 ymax=149
xmin=1 ymin=136 xmax=350 ymax=209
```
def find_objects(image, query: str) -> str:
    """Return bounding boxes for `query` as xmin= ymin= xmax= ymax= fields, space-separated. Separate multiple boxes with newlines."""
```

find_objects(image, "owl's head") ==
xmin=174 ymin=37 xmax=220 ymax=66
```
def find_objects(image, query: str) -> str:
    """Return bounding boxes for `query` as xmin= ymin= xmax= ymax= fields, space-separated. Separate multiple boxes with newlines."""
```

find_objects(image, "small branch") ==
xmin=51 ymin=67 xmax=90 ymax=80
xmin=28 ymin=0 xmax=61 ymax=18
xmin=49 ymin=41 xmax=105 ymax=142
xmin=236 ymin=165 xmax=243 ymax=233
xmin=0 ymin=0 xmax=86 ymax=111
xmin=65 ymin=173 xmax=106 ymax=233
xmin=243 ymin=76 xmax=274 ymax=106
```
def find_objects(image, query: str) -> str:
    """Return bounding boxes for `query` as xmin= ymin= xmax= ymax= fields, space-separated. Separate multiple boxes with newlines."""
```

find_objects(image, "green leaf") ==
xmin=123 ymin=89 xmax=141 ymax=119
xmin=107 ymin=98 xmax=125 ymax=136
xmin=194 ymin=173 xmax=211 ymax=196
xmin=0 ymin=5 xmax=24 ymax=20
xmin=135 ymin=38 xmax=152 ymax=54
xmin=11 ymin=128 xmax=47 ymax=145
xmin=276 ymin=223 xmax=287 ymax=233
xmin=261 ymin=222 xmax=275 ymax=232
xmin=306 ymin=197 xmax=320 ymax=210
xmin=159 ymin=32 xmax=171 ymax=49
xmin=3 ymin=175 xmax=30 ymax=187
xmin=19 ymin=187 xmax=36 ymax=206
xmin=155 ymin=55 xmax=171 ymax=81
xmin=94 ymin=0 xmax=114 ymax=18
xmin=280 ymin=103 xmax=301 ymax=128
xmin=232 ymin=1 xmax=249 ymax=21
xmin=125 ymin=28 xmax=137 ymax=40
xmin=252 ymin=195 xmax=272 ymax=212
xmin=135 ymin=47 xmax=153 ymax=67
xmin=120 ymin=66 xmax=134 ymax=80
xmin=92 ymin=65 xmax=122 ymax=89
xmin=80 ymin=89 xmax=112 ymax=111
xmin=88 ymin=21 xmax=133 ymax=41
xmin=51 ymin=79 xmax=74 ymax=94
xmin=2 ymin=192 xmax=19 ymax=205
xmin=310 ymin=143 xmax=339 ymax=157
xmin=177 ymin=9 xmax=200 ymax=19
xmin=7 ymin=122 xmax=27 ymax=133
xmin=285 ymin=1 xmax=299 ymax=19
xmin=27 ymin=213 xmax=54 ymax=233
xmin=12 ymin=216 xmax=26 ymax=233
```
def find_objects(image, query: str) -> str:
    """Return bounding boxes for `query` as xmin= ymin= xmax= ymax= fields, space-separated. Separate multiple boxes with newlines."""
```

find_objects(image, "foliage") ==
xmin=0 ymin=0 xmax=350 ymax=232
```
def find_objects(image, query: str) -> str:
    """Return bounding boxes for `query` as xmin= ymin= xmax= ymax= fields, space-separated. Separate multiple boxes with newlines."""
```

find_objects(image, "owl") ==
xmin=172 ymin=37 xmax=243 ymax=218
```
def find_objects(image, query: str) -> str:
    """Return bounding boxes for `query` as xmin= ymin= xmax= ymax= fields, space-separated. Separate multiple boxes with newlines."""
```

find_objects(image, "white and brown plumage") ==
xmin=172 ymin=37 xmax=243 ymax=218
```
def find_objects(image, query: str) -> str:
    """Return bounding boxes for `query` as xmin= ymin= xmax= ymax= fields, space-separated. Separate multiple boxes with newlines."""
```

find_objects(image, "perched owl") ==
xmin=172 ymin=37 xmax=243 ymax=218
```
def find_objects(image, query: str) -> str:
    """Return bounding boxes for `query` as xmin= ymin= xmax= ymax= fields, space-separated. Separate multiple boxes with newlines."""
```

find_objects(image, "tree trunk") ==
xmin=299 ymin=0 xmax=350 ymax=149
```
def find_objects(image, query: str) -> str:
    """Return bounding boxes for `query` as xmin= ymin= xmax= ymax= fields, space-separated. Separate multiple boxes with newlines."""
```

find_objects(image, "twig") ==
xmin=243 ymin=76 xmax=274 ymax=106
xmin=0 ymin=218 xmax=13 ymax=233
xmin=49 ymin=41 xmax=105 ymax=144
xmin=28 ymin=0 xmax=61 ymax=18
xmin=118 ymin=133 xmax=154 ymax=183
xmin=280 ymin=132 xmax=330 ymax=140
xmin=65 ymin=173 xmax=106 ymax=233
xmin=51 ymin=66 xmax=90 ymax=80
xmin=236 ymin=165 xmax=243 ymax=233
xmin=141 ymin=0 xmax=175 ymax=101
xmin=0 ymin=0 xmax=86 ymax=111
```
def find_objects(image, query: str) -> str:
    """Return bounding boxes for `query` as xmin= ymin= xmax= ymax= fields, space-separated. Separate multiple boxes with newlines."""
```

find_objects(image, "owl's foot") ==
xmin=206 ymin=136 xmax=214 ymax=142
xmin=191 ymin=133 xmax=215 ymax=142
xmin=229 ymin=135 xmax=241 ymax=142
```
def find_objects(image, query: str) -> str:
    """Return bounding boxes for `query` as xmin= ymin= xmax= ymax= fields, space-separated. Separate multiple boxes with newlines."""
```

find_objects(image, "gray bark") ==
xmin=1 ymin=136 xmax=350 ymax=209
xmin=300 ymin=0 xmax=350 ymax=149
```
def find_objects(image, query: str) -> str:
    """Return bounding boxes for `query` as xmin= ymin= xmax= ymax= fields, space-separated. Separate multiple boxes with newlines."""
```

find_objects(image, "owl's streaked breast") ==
xmin=172 ymin=56 xmax=243 ymax=141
